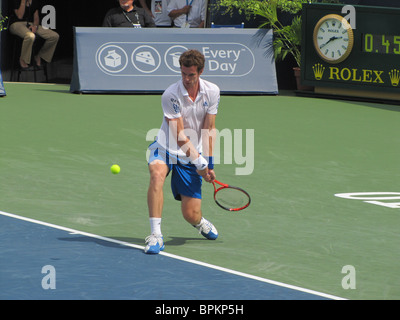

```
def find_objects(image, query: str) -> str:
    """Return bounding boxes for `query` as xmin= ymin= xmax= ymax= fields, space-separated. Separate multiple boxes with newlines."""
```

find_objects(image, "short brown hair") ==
xmin=179 ymin=49 xmax=205 ymax=72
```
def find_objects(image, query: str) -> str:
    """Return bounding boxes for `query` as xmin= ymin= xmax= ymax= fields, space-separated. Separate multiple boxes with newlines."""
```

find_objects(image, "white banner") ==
xmin=70 ymin=27 xmax=278 ymax=94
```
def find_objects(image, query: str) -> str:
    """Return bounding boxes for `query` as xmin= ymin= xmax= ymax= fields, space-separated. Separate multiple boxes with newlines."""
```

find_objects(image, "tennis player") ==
xmin=145 ymin=49 xmax=220 ymax=254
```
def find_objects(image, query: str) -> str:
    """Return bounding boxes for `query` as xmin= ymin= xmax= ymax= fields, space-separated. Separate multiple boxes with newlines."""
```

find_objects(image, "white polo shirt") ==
xmin=167 ymin=0 xmax=206 ymax=28
xmin=156 ymin=78 xmax=220 ymax=159
xmin=151 ymin=0 xmax=172 ymax=26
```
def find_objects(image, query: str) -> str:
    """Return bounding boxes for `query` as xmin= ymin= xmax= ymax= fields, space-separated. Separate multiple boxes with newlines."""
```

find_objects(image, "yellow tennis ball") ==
xmin=110 ymin=164 xmax=120 ymax=174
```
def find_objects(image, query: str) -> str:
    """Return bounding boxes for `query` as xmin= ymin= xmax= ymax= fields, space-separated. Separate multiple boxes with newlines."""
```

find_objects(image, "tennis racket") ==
xmin=212 ymin=179 xmax=251 ymax=211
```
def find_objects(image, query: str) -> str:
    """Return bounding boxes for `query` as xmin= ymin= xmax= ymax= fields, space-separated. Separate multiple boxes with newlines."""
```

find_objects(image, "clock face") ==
xmin=313 ymin=14 xmax=354 ymax=64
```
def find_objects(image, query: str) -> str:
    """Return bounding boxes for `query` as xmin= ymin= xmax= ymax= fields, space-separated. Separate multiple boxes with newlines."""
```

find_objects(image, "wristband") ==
xmin=192 ymin=155 xmax=208 ymax=170
xmin=207 ymin=156 xmax=214 ymax=170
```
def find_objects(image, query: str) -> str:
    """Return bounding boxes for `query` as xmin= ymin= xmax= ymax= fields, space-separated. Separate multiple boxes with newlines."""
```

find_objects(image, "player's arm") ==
xmin=202 ymin=113 xmax=216 ymax=181
xmin=166 ymin=116 xmax=211 ymax=181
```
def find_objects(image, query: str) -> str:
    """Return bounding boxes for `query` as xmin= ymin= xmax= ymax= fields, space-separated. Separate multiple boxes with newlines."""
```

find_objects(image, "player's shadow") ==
xmin=57 ymin=236 xmax=141 ymax=250
xmin=58 ymin=235 xmax=213 ymax=251
xmin=114 ymin=236 xmax=209 ymax=247
xmin=164 ymin=236 xmax=208 ymax=246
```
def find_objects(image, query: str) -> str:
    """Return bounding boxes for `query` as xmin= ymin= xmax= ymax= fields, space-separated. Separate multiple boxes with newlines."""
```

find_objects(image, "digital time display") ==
xmin=362 ymin=34 xmax=400 ymax=54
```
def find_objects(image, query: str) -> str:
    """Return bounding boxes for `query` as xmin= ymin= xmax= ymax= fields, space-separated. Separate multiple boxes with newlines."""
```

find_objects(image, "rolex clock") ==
xmin=313 ymin=14 xmax=354 ymax=64
xmin=301 ymin=3 xmax=400 ymax=98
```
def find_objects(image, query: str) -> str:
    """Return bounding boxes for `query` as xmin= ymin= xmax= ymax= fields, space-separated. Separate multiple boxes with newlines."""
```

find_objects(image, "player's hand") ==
xmin=208 ymin=169 xmax=216 ymax=182
xmin=197 ymin=168 xmax=215 ymax=183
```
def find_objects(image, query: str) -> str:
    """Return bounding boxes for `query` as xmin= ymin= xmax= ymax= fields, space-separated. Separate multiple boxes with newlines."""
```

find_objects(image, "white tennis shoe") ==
xmin=194 ymin=217 xmax=218 ymax=240
xmin=144 ymin=234 xmax=164 ymax=254
xmin=144 ymin=218 xmax=217 ymax=254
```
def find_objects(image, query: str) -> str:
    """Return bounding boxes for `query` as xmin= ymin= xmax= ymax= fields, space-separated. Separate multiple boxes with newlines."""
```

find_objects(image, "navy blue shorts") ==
xmin=148 ymin=141 xmax=202 ymax=201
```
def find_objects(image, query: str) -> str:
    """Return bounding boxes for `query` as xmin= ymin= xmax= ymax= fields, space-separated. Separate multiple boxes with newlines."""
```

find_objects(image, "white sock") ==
xmin=149 ymin=217 xmax=162 ymax=235
xmin=194 ymin=217 xmax=205 ymax=228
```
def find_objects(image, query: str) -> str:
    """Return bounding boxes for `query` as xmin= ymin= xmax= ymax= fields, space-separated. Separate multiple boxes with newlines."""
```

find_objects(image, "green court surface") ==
xmin=1 ymin=82 xmax=399 ymax=300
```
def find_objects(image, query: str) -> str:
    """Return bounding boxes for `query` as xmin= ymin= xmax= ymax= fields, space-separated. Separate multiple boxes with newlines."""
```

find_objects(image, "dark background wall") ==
xmin=1 ymin=0 xmax=118 ymax=60
xmin=1 ymin=0 xmax=399 ymax=87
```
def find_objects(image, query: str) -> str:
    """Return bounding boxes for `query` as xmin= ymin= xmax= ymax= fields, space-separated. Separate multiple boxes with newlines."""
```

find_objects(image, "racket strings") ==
xmin=215 ymin=187 xmax=249 ymax=209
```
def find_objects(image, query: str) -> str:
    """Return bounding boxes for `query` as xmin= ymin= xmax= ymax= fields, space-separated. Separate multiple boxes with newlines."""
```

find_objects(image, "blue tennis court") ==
xmin=2 ymin=83 xmax=399 ymax=302
xmin=0 ymin=211 xmax=341 ymax=301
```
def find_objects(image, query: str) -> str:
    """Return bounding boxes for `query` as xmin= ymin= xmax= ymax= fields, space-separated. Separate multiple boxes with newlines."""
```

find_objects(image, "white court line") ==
xmin=0 ymin=210 xmax=346 ymax=300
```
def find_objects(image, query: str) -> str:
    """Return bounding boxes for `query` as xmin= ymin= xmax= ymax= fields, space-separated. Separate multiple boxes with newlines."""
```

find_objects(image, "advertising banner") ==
xmin=70 ymin=27 xmax=278 ymax=94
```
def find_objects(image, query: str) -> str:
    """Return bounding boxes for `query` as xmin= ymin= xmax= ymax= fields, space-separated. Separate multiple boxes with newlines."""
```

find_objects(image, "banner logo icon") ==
xmin=96 ymin=45 xmax=128 ymax=74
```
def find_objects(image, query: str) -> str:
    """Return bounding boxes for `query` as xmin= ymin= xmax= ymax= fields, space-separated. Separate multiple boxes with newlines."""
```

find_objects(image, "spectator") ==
xmin=149 ymin=0 xmax=173 ymax=27
xmin=138 ymin=0 xmax=173 ymax=27
xmin=103 ymin=0 xmax=155 ymax=28
xmin=9 ymin=0 xmax=59 ymax=70
xmin=167 ymin=0 xmax=206 ymax=28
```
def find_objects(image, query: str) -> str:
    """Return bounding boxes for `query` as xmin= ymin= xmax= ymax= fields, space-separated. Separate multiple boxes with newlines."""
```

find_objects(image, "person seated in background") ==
xmin=139 ymin=0 xmax=173 ymax=27
xmin=9 ymin=0 xmax=59 ymax=70
xmin=167 ymin=0 xmax=206 ymax=28
xmin=103 ymin=0 xmax=155 ymax=28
